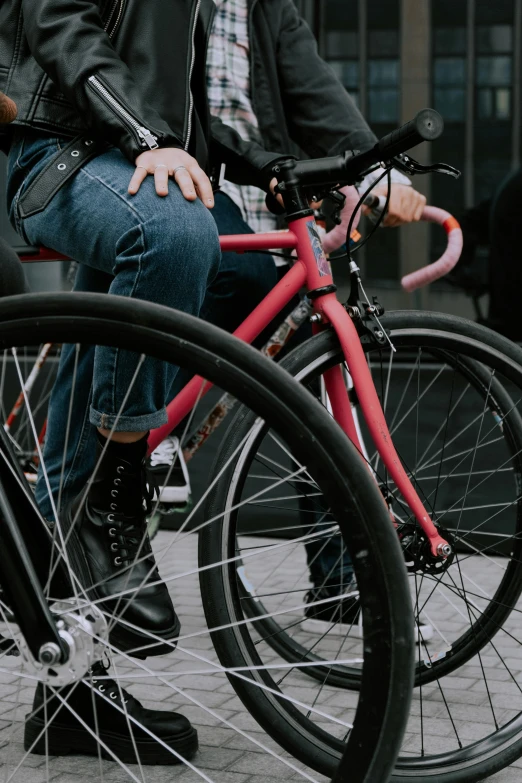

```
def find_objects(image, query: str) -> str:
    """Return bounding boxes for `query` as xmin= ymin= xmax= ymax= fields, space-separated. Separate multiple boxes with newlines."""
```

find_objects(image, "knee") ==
xmin=117 ymin=196 xmax=221 ymax=288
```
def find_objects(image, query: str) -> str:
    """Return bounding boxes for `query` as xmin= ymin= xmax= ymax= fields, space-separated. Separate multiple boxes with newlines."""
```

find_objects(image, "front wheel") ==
xmin=203 ymin=309 xmax=522 ymax=782
xmin=0 ymin=293 xmax=414 ymax=783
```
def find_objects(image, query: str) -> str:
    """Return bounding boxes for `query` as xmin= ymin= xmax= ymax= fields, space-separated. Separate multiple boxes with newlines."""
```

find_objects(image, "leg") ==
xmin=34 ymin=265 xmax=112 ymax=518
xmin=201 ymin=191 xmax=278 ymax=333
xmin=8 ymin=136 xmax=219 ymax=517
xmin=9 ymin=134 xmax=220 ymax=650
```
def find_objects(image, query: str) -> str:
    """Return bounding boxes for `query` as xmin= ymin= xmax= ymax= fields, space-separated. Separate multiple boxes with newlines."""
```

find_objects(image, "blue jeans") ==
xmin=7 ymin=130 xmax=220 ymax=519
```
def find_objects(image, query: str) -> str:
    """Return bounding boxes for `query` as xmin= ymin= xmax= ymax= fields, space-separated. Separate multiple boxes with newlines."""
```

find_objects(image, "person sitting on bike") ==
xmin=151 ymin=0 xmax=428 ymax=633
xmin=0 ymin=0 xmax=294 ymax=763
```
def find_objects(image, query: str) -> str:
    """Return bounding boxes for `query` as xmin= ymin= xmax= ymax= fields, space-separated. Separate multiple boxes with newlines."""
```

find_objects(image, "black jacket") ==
xmin=0 ymin=0 xmax=376 ymax=186
xmin=0 ymin=0 xmax=284 ymax=189
xmin=247 ymin=0 xmax=377 ymax=160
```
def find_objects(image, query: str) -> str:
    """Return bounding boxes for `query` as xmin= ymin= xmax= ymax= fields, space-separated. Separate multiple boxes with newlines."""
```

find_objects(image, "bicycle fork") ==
xmin=0 ymin=434 xmax=68 ymax=664
xmin=318 ymin=294 xmax=451 ymax=559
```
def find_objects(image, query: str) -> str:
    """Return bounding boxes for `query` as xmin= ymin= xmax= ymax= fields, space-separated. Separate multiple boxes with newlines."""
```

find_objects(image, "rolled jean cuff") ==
xmin=89 ymin=406 xmax=168 ymax=432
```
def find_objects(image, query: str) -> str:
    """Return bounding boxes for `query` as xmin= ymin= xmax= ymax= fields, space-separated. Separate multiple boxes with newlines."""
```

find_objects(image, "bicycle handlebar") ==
xmin=283 ymin=109 xmax=445 ymax=190
xmin=323 ymin=193 xmax=463 ymax=292
xmin=375 ymin=109 xmax=444 ymax=160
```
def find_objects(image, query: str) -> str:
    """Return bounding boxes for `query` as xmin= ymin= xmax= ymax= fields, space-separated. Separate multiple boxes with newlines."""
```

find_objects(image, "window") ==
xmin=324 ymin=0 xmax=359 ymax=104
xmin=329 ymin=60 xmax=360 ymax=104
xmin=475 ymin=48 xmax=512 ymax=121
xmin=474 ymin=4 xmax=514 ymax=203
xmin=432 ymin=23 xmax=467 ymax=124
xmin=367 ymin=59 xmax=399 ymax=123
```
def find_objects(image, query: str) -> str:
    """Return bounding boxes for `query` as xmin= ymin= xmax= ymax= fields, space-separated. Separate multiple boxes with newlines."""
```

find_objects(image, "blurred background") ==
xmin=1 ymin=0 xmax=520 ymax=318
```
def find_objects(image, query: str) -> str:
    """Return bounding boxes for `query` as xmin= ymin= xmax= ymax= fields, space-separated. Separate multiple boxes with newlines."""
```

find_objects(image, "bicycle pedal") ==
xmin=157 ymin=498 xmax=193 ymax=516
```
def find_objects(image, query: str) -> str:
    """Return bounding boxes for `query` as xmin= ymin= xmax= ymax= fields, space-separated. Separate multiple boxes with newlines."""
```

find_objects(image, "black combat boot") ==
xmin=24 ymin=661 xmax=198 ymax=763
xmin=64 ymin=433 xmax=180 ymax=657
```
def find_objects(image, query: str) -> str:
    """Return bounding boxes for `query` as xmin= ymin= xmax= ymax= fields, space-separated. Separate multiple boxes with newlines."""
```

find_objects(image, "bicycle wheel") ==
xmin=203 ymin=309 xmax=522 ymax=782
xmin=0 ymin=292 xmax=413 ymax=783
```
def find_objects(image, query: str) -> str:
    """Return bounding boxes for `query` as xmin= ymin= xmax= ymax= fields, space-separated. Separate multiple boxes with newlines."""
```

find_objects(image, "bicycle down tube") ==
xmin=149 ymin=213 xmax=451 ymax=559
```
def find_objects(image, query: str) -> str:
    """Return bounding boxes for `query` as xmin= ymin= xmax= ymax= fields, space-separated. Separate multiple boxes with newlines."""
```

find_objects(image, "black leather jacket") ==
xmin=0 ymin=0 xmax=283 ymax=189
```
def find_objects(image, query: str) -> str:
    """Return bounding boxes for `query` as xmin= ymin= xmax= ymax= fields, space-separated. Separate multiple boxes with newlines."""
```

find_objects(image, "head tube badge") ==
xmin=307 ymin=222 xmax=331 ymax=277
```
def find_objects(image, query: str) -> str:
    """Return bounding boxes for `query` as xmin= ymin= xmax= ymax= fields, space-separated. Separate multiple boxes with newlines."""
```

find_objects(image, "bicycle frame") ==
xmin=145 ymin=213 xmax=450 ymax=558
xmin=22 ymin=213 xmax=450 ymax=556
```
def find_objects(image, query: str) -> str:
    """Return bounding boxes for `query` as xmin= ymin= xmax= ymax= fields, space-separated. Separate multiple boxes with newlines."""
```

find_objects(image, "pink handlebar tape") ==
xmin=323 ymin=197 xmax=463 ymax=293
xmin=401 ymin=207 xmax=463 ymax=292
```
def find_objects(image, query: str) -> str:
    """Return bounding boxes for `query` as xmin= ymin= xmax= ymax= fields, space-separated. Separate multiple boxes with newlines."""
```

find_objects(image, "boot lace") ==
xmin=150 ymin=435 xmax=179 ymax=468
xmin=90 ymin=660 xmax=130 ymax=704
xmin=105 ymin=461 xmax=156 ymax=568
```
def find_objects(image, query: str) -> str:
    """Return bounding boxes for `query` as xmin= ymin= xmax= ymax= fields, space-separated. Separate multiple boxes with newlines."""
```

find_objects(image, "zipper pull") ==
xmin=138 ymin=127 xmax=159 ymax=150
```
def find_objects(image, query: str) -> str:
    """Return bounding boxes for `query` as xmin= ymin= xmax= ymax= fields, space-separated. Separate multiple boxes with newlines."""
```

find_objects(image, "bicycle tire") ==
xmin=0 ymin=292 xmax=413 ymax=783
xmin=203 ymin=309 xmax=522 ymax=782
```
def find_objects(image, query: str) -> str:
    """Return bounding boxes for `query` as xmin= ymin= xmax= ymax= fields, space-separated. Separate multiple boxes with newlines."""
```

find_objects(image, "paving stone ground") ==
xmin=0 ymin=530 xmax=521 ymax=783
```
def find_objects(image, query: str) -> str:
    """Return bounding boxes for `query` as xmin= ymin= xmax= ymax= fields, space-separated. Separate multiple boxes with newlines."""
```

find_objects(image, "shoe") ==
xmin=64 ymin=434 xmax=180 ymax=657
xmin=301 ymin=582 xmax=434 ymax=643
xmin=148 ymin=436 xmax=191 ymax=506
xmin=301 ymin=580 xmax=361 ymax=637
xmin=24 ymin=661 xmax=198 ymax=764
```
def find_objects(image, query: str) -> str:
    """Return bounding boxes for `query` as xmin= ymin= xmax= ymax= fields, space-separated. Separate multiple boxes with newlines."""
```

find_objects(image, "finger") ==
xmin=174 ymin=167 xmax=197 ymax=201
xmin=128 ymin=166 xmax=149 ymax=195
xmin=154 ymin=164 xmax=170 ymax=197
xmin=190 ymin=167 xmax=215 ymax=208
xmin=413 ymin=197 xmax=426 ymax=222
xmin=382 ymin=195 xmax=400 ymax=226
xmin=383 ymin=212 xmax=402 ymax=228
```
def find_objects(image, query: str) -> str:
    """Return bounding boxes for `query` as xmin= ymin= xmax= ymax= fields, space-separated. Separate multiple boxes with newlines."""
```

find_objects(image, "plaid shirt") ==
xmin=206 ymin=0 xmax=278 ymax=233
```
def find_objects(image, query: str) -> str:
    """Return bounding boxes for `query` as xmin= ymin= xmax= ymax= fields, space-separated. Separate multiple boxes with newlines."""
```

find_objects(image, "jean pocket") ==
xmin=7 ymin=133 xmax=64 ymax=237
xmin=10 ymin=191 xmax=31 ymax=246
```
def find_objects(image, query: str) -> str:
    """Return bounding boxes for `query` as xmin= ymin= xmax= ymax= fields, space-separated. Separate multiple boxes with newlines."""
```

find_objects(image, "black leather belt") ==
xmin=18 ymin=135 xmax=105 ymax=219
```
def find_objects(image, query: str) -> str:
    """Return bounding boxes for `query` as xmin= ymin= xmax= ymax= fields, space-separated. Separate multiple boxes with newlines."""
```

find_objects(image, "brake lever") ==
xmin=392 ymin=154 xmax=461 ymax=179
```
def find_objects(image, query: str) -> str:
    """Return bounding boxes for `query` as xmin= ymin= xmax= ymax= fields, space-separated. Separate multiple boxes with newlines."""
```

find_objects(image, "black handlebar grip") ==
xmin=376 ymin=109 xmax=444 ymax=160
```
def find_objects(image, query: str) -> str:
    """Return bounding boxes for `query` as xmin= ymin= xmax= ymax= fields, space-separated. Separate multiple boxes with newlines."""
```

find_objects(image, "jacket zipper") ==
xmin=88 ymin=75 xmax=159 ymax=150
xmin=185 ymin=0 xmax=202 ymax=151
xmin=104 ymin=0 xmax=126 ymax=39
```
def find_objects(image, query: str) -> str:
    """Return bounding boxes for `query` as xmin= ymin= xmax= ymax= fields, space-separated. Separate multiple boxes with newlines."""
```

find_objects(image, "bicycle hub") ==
xmin=38 ymin=642 xmax=62 ymax=666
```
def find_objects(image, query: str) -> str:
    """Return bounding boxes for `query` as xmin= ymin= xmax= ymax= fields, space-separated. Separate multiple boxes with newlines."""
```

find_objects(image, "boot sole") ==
xmin=63 ymin=506 xmax=181 ymax=658
xmin=24 ymin=714 xmax=198 ymax=764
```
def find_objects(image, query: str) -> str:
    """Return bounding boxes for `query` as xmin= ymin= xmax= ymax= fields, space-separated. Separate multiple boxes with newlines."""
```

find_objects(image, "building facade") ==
xmin=297 ymin=0 xmax=521 ymax=313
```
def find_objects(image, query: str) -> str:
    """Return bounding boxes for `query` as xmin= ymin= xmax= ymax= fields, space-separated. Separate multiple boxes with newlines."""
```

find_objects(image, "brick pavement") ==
xmin=0 ymin=530 xmax=521 ymax=783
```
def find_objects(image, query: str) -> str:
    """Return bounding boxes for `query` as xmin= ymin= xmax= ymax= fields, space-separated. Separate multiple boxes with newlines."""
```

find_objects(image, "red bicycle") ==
xmin=10 ymin=109 xmax=522 ymax=782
